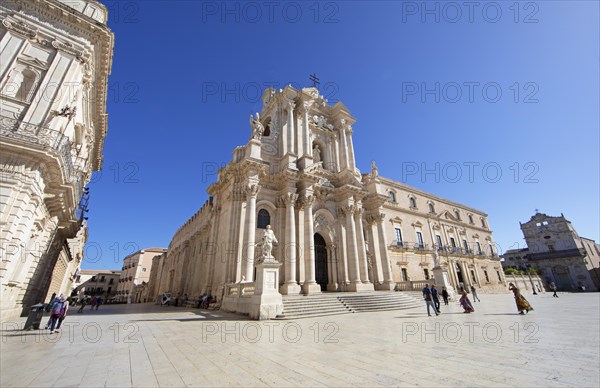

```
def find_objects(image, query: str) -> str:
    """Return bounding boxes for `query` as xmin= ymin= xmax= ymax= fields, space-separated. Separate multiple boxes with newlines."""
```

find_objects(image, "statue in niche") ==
xmin=249 ymin=112 xmax=264 ymax=140
xmin=260 ymin=225 xmax=278 ymax=261
xmin=313 ymin=144 xmax=321 ymax=163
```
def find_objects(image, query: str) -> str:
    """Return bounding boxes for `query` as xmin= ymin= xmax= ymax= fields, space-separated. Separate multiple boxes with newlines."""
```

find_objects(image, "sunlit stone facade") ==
xmin=149 ymin=86 xmax=506 ymax=304
xmin=0 ymin=0 xmax=113 ymax=320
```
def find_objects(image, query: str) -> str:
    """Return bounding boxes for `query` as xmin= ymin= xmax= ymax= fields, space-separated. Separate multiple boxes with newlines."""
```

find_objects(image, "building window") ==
xmin=450 ymin=238 xmax=457 ymax=248
xmin=409 ymin=197 xmax=417 ymax=209
xmin=435 ymin=235 xmax=443 ymax=250
xmin=401 ymin=268 xmax=408 ymax=281
xmin=416 ymin=231 xmax=424 ymax=248
xmin=484 ymin=270 xmax=490 ymax=282
xmin=428 ymin=203 xmax=435 ymax=213
xmin=395 ymin=228 xmax=403 ymax=246
xmin=463 ymin=239 xmax=469 ymax=252
xmin=257 ymin=209 xmax=270 ymax=229
xmin=481 ymin=218 xmax=487 ymax=228
xmin=476 ymin=242 xmax=482 ymax=255
xmin=423 ymin=268 xmax=429 ymax=280
xmin=469 ymin=214 xmax=474 ymax=224
xmin=109 ymin=279 xmax=113 ymax=284
xmin=489 ymin=244 xmax=494 ymax=256
xmin=454 ymin=210 xmax=460 ymax=220
xmin=389 ymin=191 xmax=396 ymax=203
xmin=470 ymin=270 xmax=476 ymax=282
xmin=496 ymin=271 xmax=502 ymax=281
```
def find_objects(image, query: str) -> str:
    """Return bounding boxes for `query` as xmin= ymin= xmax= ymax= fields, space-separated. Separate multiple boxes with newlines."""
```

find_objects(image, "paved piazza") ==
xmin=1 ymin=293 xmax=598 ymax=387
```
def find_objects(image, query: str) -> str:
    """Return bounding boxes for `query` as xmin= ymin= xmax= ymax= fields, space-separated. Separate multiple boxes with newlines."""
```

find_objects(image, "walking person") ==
xmin=459 ymin=291 xmax=475 ymax=313
xmin=48 ymin=294 xmax=68 ymax=333
xmin=509 ymin=282 xmax=534 ymax=314
xmin=90 ymin=296 xmax=97 ymax=310
xmin=431 ymin=285 xmax=441 ymax=313
xmin=422 ymin=284 xmax=439 ymax=316
xmin=550 ymin=282 xmax=559 ymax=298
xmin=77 ymin=297 xmax=87 ymax=313
xmin=471 ymin=285 xmax=481 ymax=302
xmin=95 ymin=296 xmax=102 ymax=310
xmin=441 ymin=287 xmax=449 ymax=305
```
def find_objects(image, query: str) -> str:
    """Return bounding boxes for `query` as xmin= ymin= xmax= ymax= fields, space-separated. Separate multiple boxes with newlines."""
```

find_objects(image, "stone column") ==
xmin=354 ymin=206 xmax=371 ymax=286
xmin=302 ymin=195 xmax=320 ymax=294
xmin=287 ymin=101 xmax=295 ymax=154
xmin=243 ymin=185 xmax=259 ymax=282
xmin=344 ymin=205 xmax=361 ymax=287
xmin=280 ymin=193 xmax=300 ymax=294
xmin=366 ymin=216 xmax=383 ymax=286
xmin=302 ymin=102 xmax=312 ymax=159
xmin=346 ymin=126 xmax=356 ymax=171
xmin=296 ymin=203 xmax=305 ymax=286
xmin=336 ymin=208 xmax=350 ymax=289
xmin=375 ymin=213 xmax=396 ymax=290
xmin=338 ymin=126 xmax=349 ymax=170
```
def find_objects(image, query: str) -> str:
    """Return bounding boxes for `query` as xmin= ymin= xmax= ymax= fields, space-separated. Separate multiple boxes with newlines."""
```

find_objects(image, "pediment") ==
xmin=389 ymin=216 xmax=403 ymax=224
xmin=412 ymin=221 xmax=423 ymax=228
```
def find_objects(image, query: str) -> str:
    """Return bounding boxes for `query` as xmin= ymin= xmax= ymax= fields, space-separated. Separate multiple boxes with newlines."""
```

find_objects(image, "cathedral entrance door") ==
xmin=314 ymin=234 xmax=329 ymax=290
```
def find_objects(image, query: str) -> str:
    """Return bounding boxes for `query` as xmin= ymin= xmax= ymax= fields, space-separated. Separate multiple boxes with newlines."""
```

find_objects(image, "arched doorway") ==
xmin=314 ymin=234 xmax=328 ymax=290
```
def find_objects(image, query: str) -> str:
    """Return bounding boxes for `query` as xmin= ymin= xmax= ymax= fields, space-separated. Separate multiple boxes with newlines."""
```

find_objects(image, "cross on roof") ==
xmin=309 ymin=73 xmax=320 ymax=89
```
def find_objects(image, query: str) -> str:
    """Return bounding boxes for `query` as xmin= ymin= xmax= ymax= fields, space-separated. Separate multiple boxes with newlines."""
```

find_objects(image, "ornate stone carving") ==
xmin=315 ymin=214 xmax=329 ymax=227
xmin=311 ymin=115 xmax=334 ymax=131
xmin=278 ymin=193 xmax=298 ymax=207
xmin=245 ymin=184 xmax=259 ymax=198
xmin=52 ymin=39 xmax=84 ymax=59
xmin=367 ymin=213 xmax=385 ymax=225
xmin=249 ymin=113 xmax=264 ymax=140
xmin=2 ymin=18 xmax=37 ymax=39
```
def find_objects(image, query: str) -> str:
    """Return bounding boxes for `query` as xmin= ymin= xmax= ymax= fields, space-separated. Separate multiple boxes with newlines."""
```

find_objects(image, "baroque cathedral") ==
xmin=148 ymin=86 xmax=506 ymax=302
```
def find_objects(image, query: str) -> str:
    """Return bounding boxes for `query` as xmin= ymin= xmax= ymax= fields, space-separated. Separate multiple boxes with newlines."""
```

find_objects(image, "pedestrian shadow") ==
xmin=483 ymin=313 xmax=522 ymax=316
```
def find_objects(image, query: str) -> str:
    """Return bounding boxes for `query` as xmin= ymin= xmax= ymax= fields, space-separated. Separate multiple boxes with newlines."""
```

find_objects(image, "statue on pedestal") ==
xmin=371 ymin=160 xmax=379 ymax=177
xmin=259 ymin=225 xmax=278 ymax=263
xmin=250 ymin=112 xmax=264 ymax=140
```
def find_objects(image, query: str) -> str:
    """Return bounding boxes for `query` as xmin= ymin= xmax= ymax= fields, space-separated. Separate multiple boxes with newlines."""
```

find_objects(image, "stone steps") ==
xmin=277 ymin=291 xmax=422 ymax=319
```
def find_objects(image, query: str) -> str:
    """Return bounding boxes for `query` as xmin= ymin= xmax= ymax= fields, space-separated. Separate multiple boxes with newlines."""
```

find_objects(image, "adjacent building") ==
xmin=115 ymin=248 xmax=166 ymax=303
xmin=502 ymin=212 xmax=600 ymax=291
xmin=0 ymin=0 xmax=114 ymax=321
xmin=72 ymin=269 xmax=121 ymax=300
xmin=149 ymin=86 xmax=506 ymax=304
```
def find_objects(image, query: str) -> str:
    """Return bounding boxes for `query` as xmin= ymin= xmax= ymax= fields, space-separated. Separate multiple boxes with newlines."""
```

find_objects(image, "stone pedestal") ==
xmin=246 ymin=139 xmax=262 ymax=159
xmin=433 ymin=265 xmax=456 ymax=300
xmin=302 ymin=281 xmax=321 ymax=294
xmin=249 ymin=258 xmax=284 ymax=320
xmin=347 ymin=281 xmax=375 ymax=292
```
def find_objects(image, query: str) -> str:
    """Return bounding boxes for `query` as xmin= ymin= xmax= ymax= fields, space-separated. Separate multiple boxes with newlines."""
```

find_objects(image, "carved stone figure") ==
xmin=260 ymin=225 xmax=278 ymax=260
xmin=250 ymin=112 xmax=264 ymax=140
xmin=313 ymin=145 xmax=321 ymax=163
xmin=371 ymin=160 xmax=379 ymax=177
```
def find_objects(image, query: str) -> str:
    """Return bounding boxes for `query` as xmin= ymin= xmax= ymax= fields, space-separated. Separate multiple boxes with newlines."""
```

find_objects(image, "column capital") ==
xmin=245 ymin=184 xmax=260 ymax=198
xmin=278 ymin=192 xmax=298 ymax=207
xmin=367 ymin=213 xmax=385 ymax=225
xmin=298 ymin=195 xmax=315 ymax=210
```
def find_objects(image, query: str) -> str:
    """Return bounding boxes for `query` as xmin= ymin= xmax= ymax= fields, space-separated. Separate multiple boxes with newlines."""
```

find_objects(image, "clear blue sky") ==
xmin=82 ymin=1 xmax=599 ymax=269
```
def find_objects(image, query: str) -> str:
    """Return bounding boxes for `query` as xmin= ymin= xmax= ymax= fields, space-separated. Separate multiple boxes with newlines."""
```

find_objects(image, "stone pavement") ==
xmin=1 ymin=292 xmax=598 ymax=387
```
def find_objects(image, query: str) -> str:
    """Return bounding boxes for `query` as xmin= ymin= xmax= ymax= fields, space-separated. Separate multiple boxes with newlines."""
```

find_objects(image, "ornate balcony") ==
xmin=0 ymin=115 xmax=74 ymax=179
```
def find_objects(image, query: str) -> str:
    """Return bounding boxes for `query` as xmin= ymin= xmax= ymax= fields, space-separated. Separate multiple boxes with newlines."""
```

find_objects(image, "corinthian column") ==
xmin=243 ymin=184 xmax=259 ymax=281
xmin=375 ymin=212 xmax=396 ymax=290
xmin=354 ymin=205 xmax=373 ymax=288
xmin=302 ymin=101 xmax=312 ymax=159
xmin=344 ymin=205 xmax=362 ymax=290
xmin=302 ymin=195 xmax=320 ymax=294
xmin=287 ymin=101 xmax=295 ymax=154
xmin=280 ymin=193 xmax=301 ymax=294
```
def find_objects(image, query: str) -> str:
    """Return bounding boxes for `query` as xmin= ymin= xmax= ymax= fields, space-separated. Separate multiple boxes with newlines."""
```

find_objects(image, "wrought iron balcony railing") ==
xmin=0 ymin=115 xmax=74 ymax=180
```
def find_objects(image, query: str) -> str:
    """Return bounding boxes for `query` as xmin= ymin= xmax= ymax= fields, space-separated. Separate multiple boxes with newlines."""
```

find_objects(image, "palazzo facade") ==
xmin=150 ymin=86 xmax=506 ymax=302
xmin=0 ymin=0 xmax=113 ymax=320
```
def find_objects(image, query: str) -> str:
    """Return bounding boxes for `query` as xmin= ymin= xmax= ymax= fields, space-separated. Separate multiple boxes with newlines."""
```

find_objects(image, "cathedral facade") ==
xmin=150 ymin=86 xmax=506 ymax=302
